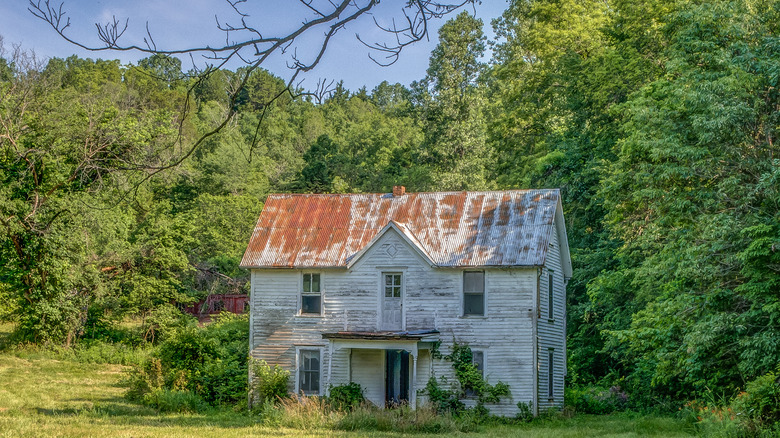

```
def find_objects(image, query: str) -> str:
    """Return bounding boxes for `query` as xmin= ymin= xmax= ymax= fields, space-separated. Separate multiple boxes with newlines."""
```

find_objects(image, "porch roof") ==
xmin=321 ymin=329 xmax=439 ymax=341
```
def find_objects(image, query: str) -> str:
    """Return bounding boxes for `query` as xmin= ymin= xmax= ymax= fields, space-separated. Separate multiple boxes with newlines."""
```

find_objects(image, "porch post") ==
xmin=410 ymin=352 xmax=418 ymax=410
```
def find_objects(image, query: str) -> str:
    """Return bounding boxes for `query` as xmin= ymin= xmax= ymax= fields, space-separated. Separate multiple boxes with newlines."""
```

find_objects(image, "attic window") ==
xmin=301 ymin=273 xmax=321 ymax=315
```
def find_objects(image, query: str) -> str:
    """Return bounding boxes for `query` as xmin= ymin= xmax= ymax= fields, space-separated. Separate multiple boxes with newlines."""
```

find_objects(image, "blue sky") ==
xmin=2 ymin=1 xmax=508 ymax=91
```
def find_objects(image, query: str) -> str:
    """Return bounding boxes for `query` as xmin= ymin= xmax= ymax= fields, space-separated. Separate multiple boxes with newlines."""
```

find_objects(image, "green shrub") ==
xmin=424 ymin=342 xmax=510 ymax=417
xmin=157 ymin=327 xmax=218 ymax=370
xmin=517 ymin=400 xmax=534 ymax=421
xmin=425 ymin=376 xmax=464 ymax=414
xmin=125 ymin=357 xmax=165 ymax=401
xmin=327 ymin=382 xmax=364 ymax=410
xmin=140 ymin=304 xmax=196 ymax=344
xmin=250 ymin=359 xmax=290 ymax=404
xmin=125 ymin=313 xmax=250 ymax=407
xmin=731 ymin=370 xmax=780 ymax=426
xmin=565 ymin=385 xmax=628 ymax=414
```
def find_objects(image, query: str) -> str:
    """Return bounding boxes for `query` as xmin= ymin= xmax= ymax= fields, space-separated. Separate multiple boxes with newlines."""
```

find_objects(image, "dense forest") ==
xmin=1 ymin=0 xmax=778 ymax=423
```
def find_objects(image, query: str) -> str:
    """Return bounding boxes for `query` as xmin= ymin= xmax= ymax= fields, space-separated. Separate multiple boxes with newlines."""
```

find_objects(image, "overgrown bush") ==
xmin=731 ymin=370 xmax=780 ymax=427
xmin=125 ymin=312 xmax=249 ymax=409
xmin=425 ymin=376 xmax=464 ymax=414
xmin=250 ymin=359 xmax=290 ymax=404
xmin=424 ymin=342 xmax=510 ymax=417
xmin=689 ymin=369 xmax=780 ymax=437
xmin=565 ymin=385 xmax=628 ymax=414
xmin=517 ymin=400 xmax=534 ymax=421
xmin=140 ymin=304 xmax=197 ymax=344
xmin=327 ymin=382 xmax=364 ymax=410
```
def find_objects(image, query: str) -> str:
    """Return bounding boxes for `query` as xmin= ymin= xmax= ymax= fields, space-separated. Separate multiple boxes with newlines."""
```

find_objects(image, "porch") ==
xmin=322 ymin=330 xmax=439 ymax=409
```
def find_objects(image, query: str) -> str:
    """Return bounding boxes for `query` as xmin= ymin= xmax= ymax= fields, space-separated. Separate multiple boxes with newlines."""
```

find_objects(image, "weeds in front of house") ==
xmin=679 ymin=369 xmax=780 ymax=437
xmin=253 ymin=397 xmax=477 ymax=433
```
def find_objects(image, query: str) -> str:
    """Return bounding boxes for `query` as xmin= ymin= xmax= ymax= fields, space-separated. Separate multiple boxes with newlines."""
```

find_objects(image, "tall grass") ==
xmin=0 ymin=321 xmax=151 ymax=366
xmin=2 ymin=338 xmax=151 ymax=365
xmin=255 ymin=397 xmax=481 ymax=433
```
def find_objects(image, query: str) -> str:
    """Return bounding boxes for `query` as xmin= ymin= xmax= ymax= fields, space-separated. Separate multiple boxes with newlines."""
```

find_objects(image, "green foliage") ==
xmin=424 ymin=376 xmax=464 ymax=414
xmin=565 ymin=386 xmax=628 ymax=414
xmin=141 ymin=305 xmax=196 ymax=344
xmin=127 ymin=313 xmax=249 ymax=407
xmin=731 ymin=369 xmax=780 ymax=428
xmin=516 ymin=400 xmax=534 ymax=421
xmin=446 ymin=342 xmax=511 ymax=405
xmin=415 ymin=11 xmax=493 ymax=190
xmin=426 ymin=342 xmax=510 ymax=416
xmin=327 ymin=382 xmax=364 ymax=411
xmin=250 ymin=359 xmax=290 ymax=405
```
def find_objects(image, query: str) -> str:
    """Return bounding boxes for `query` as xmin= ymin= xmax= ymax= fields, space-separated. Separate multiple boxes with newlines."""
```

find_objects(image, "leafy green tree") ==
xmin=297 ymin=135 xmax=348 ymax=193
xmin=416 ymin=11 xmax=493 ymax=190
xmin=0 ymin=53 xmax=182 ymax=344
xmin=597 ymin=0 xmax=780 ymax=400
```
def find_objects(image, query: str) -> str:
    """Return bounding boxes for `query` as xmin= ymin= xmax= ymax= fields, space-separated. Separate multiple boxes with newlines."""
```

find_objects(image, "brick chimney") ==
xmin=392 ymin=185 xmax=406 ymax=197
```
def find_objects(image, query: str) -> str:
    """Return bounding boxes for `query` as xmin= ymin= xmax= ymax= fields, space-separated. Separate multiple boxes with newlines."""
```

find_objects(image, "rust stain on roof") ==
xmin=240 ymin=189 xmax=561 ymax=268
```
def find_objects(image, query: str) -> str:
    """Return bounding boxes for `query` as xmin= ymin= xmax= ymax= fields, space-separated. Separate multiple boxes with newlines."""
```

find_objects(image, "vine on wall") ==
xmin=425 ymin=342 xmax=510 ymax=416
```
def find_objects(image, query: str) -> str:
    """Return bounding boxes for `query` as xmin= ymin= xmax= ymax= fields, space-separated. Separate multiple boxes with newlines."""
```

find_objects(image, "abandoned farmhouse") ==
xmin=240 ymin=188 xmax=571 ymax=416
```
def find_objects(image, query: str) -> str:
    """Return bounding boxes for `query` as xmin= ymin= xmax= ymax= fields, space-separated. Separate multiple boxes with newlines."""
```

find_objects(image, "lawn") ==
xmin=0 ymin=323 xmax=698 ymax=437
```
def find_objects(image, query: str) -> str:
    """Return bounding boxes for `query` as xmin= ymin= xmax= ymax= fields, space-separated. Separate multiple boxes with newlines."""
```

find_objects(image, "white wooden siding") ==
xmin=350 ymin=349 xmax=385 ymax=406
xmin=537 ymin=221 xmax=567 ymax=411
xmin=250 ymin=227 xmax=544 ymax=416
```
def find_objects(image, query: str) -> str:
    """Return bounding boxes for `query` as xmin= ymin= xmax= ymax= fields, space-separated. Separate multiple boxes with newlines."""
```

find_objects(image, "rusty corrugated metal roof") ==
xmin=240 ymin=189 xmax=561 ymax=268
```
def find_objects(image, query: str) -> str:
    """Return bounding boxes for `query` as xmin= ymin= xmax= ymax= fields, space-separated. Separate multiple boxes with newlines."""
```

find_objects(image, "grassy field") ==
xmin=0 ymin=324 xmax=698 ymax=437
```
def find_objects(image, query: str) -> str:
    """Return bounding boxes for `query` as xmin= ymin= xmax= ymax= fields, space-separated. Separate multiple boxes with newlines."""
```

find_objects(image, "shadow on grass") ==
xmin=32 ymin=397 xmax=258 ymax=429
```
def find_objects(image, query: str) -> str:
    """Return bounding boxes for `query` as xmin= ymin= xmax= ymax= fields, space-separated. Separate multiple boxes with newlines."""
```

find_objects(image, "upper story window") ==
xmin=301 ymin=273 xmax=321 ymax=315
xmin=298 ymin=349 xmax=321 ymax=395
xmin=384 ymin=273 xmax=402 ymax=298
xmin=463 ymin=271 xmax=485 ymax=316
xmin=548 ymin=271 xmax=554 ymax=320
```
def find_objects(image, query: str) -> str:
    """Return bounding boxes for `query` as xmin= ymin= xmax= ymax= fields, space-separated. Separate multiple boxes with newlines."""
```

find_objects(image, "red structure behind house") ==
xmin=182 ymin=294 xmax=249 ymax=317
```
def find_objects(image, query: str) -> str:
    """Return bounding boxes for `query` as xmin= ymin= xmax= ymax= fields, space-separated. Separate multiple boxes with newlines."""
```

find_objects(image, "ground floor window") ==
xmin=299 ymin=349 xmax=321 ymax=395
xmin=465 ymin=350 xmax=485 ymax=397
xmin=548 ymin=349 xmax=554 ymax=398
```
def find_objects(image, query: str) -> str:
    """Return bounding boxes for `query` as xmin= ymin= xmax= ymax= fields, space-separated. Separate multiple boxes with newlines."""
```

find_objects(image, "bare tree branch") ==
xmin=24 ymin=0 xmax=477 ymax=207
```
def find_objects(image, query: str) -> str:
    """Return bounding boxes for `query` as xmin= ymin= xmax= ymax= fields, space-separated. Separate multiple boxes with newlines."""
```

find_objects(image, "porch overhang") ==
xmin=322 ymin=330 xmax=438 ymax=409
xmin=322 ymin=329 xmax=439 ymax=342
xmin=322 ymin=330 xmax=439 ymax=353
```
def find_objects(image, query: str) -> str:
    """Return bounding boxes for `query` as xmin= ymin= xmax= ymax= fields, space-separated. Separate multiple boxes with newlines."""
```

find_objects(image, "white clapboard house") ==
xmin=240 ymin=187 xmax=571 ymax=416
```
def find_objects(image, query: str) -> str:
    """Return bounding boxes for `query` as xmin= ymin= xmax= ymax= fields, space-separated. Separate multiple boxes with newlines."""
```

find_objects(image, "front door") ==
xmin=385 ymin=350 xmax=409 ymax=405
xmin=381 ymin=273 xmax=403 ymax=330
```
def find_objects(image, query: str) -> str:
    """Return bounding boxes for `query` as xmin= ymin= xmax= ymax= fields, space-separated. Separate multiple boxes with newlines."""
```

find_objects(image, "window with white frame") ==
xmin=548 ymin=271 xmax=554 ymax=320
xmin=465 ymin=350 xmax=485 ymax=397
xmin=384 ymin=273 xmax=402 ymax=298
xmin=472 ymin=350 xmax=484 ymax=377
xmin=548 ymin=349 xmax=554 ymax=398
xmin=298 ymin=349 xmax=320 ymax=395
xmin=301 ymin=273 xmax=321 ymax=314
xmin=463 ymin=271 xmax=485 ymax=316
